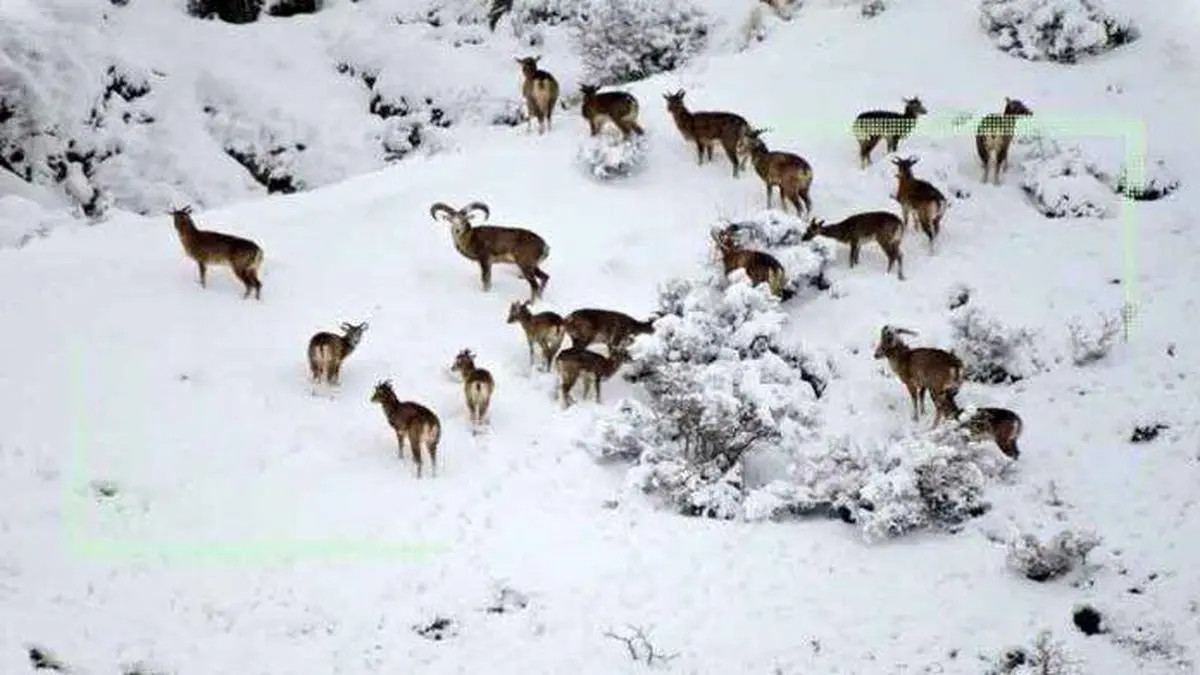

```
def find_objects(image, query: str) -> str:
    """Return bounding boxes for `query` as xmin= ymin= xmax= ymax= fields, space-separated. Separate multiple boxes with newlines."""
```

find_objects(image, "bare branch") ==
xmin=603 ymin=625 xmax=679 ymax=666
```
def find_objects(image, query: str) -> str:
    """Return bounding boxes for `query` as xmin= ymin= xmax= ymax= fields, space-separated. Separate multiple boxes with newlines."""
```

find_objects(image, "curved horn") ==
xmin=340 ymin=321 xmax=353 ymax=330
xmin=463 ymin=201 xmax=490 ymax=221
xmin=430 ymin=202 xmax=457 ymax=221
xmin=892 ymin=327 xmax=918 ymax=336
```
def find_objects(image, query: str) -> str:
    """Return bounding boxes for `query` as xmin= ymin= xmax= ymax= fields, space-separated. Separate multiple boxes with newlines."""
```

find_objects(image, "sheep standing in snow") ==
xmin=800 ymin=211 xmax=905 ymax=280
xmin=892 ymin=156 xmax=946 ymax=253
xmin=370 ymin=380 xmax=442 ymax=479
xmin=516 ymin=56 xmax=560 ymax=135
xmin=932 ymin=389 xmax=1024 ymax=459
xmin=735 ymin=127 xmax=813 ymax=216
xmin=852 ymin=97 xmax=927 ymax=168
xmin=169 ymin=205 xmax=264 ymax=300
xmin=307 ymin=321 xmax=369 ymax=393
xmin=429 ymin=200 xmax=551 ymax=302
xmin=506 ymin=300 xmax=566 ymax=372
xmin=579 ymin=84 xmax=644 ymax=140
xmin=663 ymin=89 xmax=753 ymax=178
xmin=873 ymin=325 xmax=964 ymax=426
xmin=711 ymin=226 xmax=789 ymax=299
xmin=450 ymin=349 xmax=495 ymax=431
xmin=975 ymin=97 xmax=1034 ymax=185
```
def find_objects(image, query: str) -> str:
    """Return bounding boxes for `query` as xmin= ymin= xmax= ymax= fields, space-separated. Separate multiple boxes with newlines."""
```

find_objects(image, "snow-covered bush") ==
xmin=712 ymin=210 xmax=835 ymax=297
xmin=570 ymin=0 xmax=711 ymax=86
xmin=986 ymin=630 xmax=1084 ymax=675
xmin=580 ymin=277 xmax=827 ymax=519
xmin=949 ymin=305 xmax=1045 ymax=384
xmin=1111 ymin=158 xmax=1181 ymax=202
xmin=781 ymin=434 xmax=1007 ymax=541
xmin=575 ymin=131 xmax=649 ymax=181
xmin=1005 ymin=528 xmax=1101 ymax=582
xmin=979 ymin=0 xmax=1137 ymax=64
xmin=1015 ymin=134 xmax=1118 ymax=218
xmin=860 ymin=0 xmax=887 ymax=18
xmin=1066 ymin=312 xmax=1120 ymax=366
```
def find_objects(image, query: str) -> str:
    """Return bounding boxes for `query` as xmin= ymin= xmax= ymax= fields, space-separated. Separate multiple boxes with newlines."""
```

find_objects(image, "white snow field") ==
xmin=2 ymin=0 xmax=1199 ymax=673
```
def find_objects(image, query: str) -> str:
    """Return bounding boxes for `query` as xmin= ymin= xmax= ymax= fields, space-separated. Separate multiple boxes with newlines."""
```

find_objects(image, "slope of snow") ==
xmin=1 ymin=0 xmax=1197 ymax=673
xmin=0 ymin=0 xmax=769 ymax=221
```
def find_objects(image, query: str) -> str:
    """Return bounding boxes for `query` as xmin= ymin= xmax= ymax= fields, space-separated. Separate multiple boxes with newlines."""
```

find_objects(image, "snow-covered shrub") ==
xmin=1111 ymin=158 xmax=1181 ymax=202
xmin=1005 ymin=528 xmax=1101 ymax=582
xmin=986 ymin=631 xmax=1084 ymax=675
xmin=713 ymin=210 xmax=835 ymax=297
xmin=1066 ymin=312 xmax=1120 ymax=366
xmin=979 ymin=0 xmax=1137 ymax=64
xmin=575 ymin=131 xmax=649 ymax=181
xmin=784 ymin=434 xmax=1006 ymax=541
xmin=495 ymin=0 xmax=579 ymax=34
xmin=948 ymin=305 xmax=1045 ymax=384
xmin=1016 ymin=136 xmax=1117 ymax=218
xmin=860 ymin=0 xmax=887 ymax=18
xmin=570 ymin=0 xmax=711 ymax=86
xmin=187 ymin=0 xmax=266 ymax=24
xmin=580 ymin=277 xmax=826 ymax=519
xmin=1110 ymin=621 xmax=1194 ymax=669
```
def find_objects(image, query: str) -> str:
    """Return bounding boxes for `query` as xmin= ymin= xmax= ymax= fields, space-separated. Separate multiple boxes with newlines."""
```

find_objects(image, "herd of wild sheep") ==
xmin=166 ymin=55 xmax=1028 ymax=479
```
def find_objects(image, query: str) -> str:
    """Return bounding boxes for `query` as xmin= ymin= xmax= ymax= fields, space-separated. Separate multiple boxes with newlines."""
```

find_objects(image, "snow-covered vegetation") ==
xmin=2 ymin=0 xmax=1198 ymax=673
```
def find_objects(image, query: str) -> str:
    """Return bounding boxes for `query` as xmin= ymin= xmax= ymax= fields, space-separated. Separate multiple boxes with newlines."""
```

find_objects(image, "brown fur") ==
xmin=975 ymin=97 xmax=1033 ymax=185
xmin=562 ymin=308 xmax=655 ymax=354
xmin=555 ymin=347 xmax=628 ymax=408
xmin=370 ymin=380 xmax=442 ymax=478
xmin=736 ymin=127 xmax=813 ymax=216
xmin=451 ymin=349 xmax=495 ymax=430
xmin=891 ymin=156 xmax=946 ymax=253
xmin=307 ymin=321 xmax=369 ymax=392
xmin=579 ymin=84 xmax=643 ymax=139
xmin=801 ymin=212 xmax=904 ymax=280
xmin=169 ymin=205 xmax=263 ymax=299
xmin=873 ymin=325 xmax=964 ymax=426
xmin=507 ymin=300 xmax=565 ymax=372
xmin=711 ymin=227 xmax=788 ymax=298
xmin=517 ymin=56 xmax=560 ymax=135
xmin=852 ymin=97 xmax=927 ymax=168
xmin=932 ymin=389 xmax=1023 ymax=459
xmin=663 ymin=89 xmax=752 ymax=178
xmin=430 ymin=200 xmax=550 ymax=302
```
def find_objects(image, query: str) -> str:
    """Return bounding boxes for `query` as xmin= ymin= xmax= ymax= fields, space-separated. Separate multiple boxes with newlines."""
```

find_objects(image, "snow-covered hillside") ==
xmin=1 ymin=0 xmax=1198 ymax=673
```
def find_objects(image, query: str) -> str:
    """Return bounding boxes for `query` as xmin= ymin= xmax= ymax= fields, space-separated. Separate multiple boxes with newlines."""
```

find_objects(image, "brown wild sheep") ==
xmin=555 ymin=347 xmax=629 ymax=408
xmin=852 ymin=97 xmax=927 ymax=168
xmin=801 ymin=212 xmax=904 ymax=280
xmin=507 ymin=300 xmax=566 ymax=372
xmin=517 ymin=56 xmax=560 ymax=135
xmin=579 ymin=84 xmax=643 ymax=139
xmin=451 ymin=349 xmax=495 ymax=430
xmin=307 ymin=321 xmax=369 ymax=393
xmin=892 ymin=156 xmax=946 ymax=253
xmin=169 ymin=205 xmax=263 ymax=299
xmin=976 ymin=97 xmax=1033 ymax=185
xmin=663 ymin=89 xmax=753 ymax=177
xmin=370 ymin=380 xmax=442 ymax=479
xmin=430 ymin=200 xmax=550 ymax=302
xmin=735 ymin=127 xmax=813 ymax=216
xmin=873 ymin=325 xmax=964 ymax=426
xmin=932 ymin=388 xmax=1023 ymax=459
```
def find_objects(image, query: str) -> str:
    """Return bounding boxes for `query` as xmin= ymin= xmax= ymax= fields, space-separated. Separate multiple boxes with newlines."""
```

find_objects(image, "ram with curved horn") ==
xmin=429 ymin=200 xmax=551 ymax=302
xmin=873 ymin=324 xmax=964 ymax=427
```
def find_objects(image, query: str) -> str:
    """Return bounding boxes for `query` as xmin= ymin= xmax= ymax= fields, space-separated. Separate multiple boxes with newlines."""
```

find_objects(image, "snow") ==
xmin=1 ymin=0 xmax=1199 ymax=673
